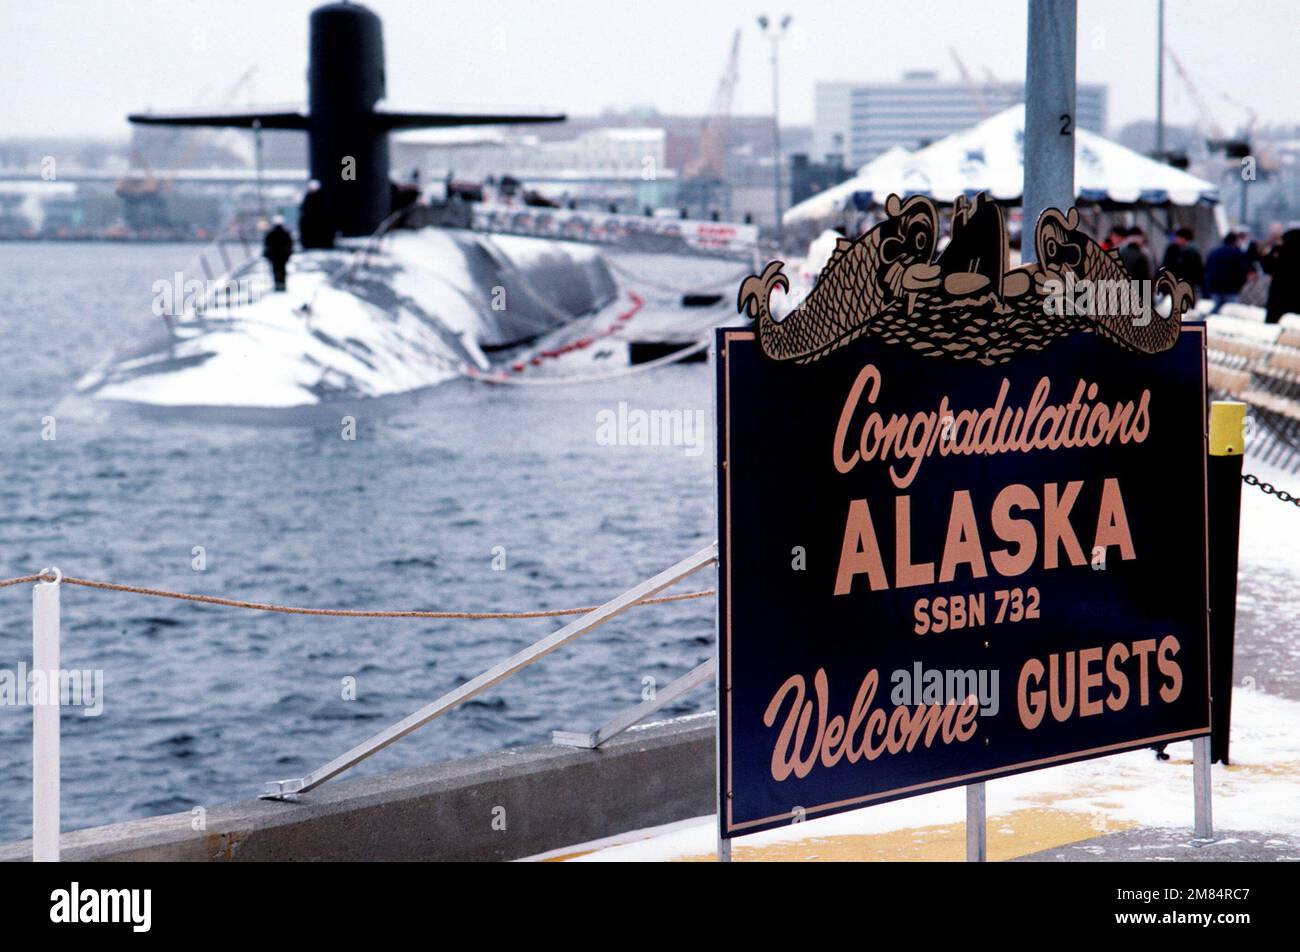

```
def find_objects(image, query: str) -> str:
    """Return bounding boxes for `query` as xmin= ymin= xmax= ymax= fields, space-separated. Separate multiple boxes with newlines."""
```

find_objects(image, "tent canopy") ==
xmin=784 ymin=104 xmax=1219 ymax=227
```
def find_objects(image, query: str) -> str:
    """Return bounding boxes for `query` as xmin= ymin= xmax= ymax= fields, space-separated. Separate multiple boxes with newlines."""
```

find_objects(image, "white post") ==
xmin=32 ymin=569 xmax=61 ymax=862
xmin=1193 ymin=735 xmax=1213 ymax=839
xmin=966 ymin=783 xmax=986 ymax=862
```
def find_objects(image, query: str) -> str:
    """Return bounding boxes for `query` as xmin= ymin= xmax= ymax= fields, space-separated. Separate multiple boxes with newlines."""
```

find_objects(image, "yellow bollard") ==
xmin=1209 ymin=401 xmax=1246 ymax=458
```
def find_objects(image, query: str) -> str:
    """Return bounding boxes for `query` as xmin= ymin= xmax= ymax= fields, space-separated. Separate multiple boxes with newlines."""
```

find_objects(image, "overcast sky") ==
xmin=2 ymin=0 xmax=1296 ymax=140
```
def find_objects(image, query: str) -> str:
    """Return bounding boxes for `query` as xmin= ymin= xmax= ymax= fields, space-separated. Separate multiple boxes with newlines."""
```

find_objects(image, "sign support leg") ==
xmin=966 ymin=782 xmax=987 ymax=862
xmin=712 ymin=550 xmax=729 ymax=863
xmin=33 ymin=570 xmax=61 ymax=862
xmin=1193 ymin=735 xmax=1213 ymax=839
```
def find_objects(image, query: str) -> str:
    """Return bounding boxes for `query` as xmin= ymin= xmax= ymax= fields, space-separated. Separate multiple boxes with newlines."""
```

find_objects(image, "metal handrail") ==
xmin=552 ymin=658 xmax=715 ymax=749
xmin=302 ymin=207 xmax=411 ymax=312
xmin=163 ymin=219 xmax=269 ymax=329
xmin=171 ymin=206 xmax=414 ymax=332
xmin=260 ymin=543 xmax=719 ymax=800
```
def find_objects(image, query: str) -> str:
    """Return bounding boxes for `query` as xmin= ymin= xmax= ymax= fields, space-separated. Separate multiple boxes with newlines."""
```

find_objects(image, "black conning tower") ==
xmin=308 ymin=2 xmax=389 ymax=238
xmin=128 ymin=1 xmax=564 ymax=240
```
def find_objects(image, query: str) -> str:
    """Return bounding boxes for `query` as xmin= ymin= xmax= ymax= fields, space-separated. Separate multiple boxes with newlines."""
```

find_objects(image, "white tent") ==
xmin=784 ymin=104 xmax=1219 ymax=228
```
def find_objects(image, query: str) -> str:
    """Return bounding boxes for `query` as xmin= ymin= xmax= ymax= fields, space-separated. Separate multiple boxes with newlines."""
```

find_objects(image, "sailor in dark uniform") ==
xmin=263 ymin=215 xmax=294 ymax=292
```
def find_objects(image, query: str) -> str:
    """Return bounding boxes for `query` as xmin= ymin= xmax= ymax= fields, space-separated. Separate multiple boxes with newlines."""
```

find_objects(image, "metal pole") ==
xmin=711 ymin=334 xmax=732 ymax=863
xmin=717 ymin=639 xmax=728 ymax=863
xmin=1154 ymin=0 xmax=1165 ymax=159
xmin=551 ymin=658 xmax=715 ymax=749
xmin=253 ymin=119 xmax=267 ymax=220
xmin=33 ymin=569 xmax=61 ymax=862
xmin=1193 ymin=735 xmax=1213 ymax=838
xmin=1021 ymin=0 xmax=1077 ymax=264
xmin=715 ymin=555 xmax=731 ymax=863
xmin=1207 ymin=400 xmax=1245 ymax=763
xmin=966 ymin=782 xmax=986 ymax=862
xmin=771 ymin=32 xmax=783 ymax=251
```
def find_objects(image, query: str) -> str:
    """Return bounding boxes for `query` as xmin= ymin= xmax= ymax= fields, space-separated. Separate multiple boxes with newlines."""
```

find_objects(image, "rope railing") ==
xmin=16 ymin=544 xmax=721 ymax=855
xmin=0 ymin=571 xmax=714 ymax=618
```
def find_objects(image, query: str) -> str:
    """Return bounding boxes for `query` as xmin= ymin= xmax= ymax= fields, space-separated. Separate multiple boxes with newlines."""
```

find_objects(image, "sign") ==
xmin=716 ymin=193 xmax=1209 ymax=838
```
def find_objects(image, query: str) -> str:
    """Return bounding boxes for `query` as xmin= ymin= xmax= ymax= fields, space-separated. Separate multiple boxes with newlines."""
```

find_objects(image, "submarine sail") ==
xmin=128 ymin=1 xmax=564 ymax=240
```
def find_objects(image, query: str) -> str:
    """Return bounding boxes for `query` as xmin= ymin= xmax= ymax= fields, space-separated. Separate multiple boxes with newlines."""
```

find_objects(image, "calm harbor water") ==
xmin=0 ymin=241 xmax=719 ymax=840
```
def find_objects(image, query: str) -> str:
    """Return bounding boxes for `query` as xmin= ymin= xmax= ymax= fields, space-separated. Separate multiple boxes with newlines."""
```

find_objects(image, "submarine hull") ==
xmin=68 ymin=229 xmax=618 ymax=422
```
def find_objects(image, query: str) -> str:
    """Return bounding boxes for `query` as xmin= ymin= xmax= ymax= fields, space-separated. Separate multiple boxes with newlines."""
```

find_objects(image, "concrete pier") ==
xmin=0 ymin=714 xmax=714 ymax=862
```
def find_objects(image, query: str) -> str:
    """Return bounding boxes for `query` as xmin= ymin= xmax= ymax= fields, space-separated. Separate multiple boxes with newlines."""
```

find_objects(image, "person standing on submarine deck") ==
xmin=263 ymin=216 xmax=294 ymax=292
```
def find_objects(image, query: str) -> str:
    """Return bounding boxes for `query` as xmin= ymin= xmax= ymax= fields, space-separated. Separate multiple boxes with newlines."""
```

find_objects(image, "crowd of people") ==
xmin=1103 ymin=221 xmax=1300 ymax=324
xmin=1201 ymin=225 xmax=1300 ymax=323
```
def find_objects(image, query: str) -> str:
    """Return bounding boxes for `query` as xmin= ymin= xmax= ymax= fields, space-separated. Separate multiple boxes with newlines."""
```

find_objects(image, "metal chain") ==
xmin=1243 ymin=473 xmax=1300 ymax=507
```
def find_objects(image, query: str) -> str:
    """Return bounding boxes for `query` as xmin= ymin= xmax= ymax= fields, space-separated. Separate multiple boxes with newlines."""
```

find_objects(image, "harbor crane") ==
xmin=681 ymin=29 xmax=741 ymax=220
xmin=687 ymin=29 xmax=742 ymax=180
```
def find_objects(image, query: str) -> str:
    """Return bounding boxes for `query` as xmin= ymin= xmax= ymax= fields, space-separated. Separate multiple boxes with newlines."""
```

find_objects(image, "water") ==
xmin=0 ymin=241 xmax=720 ymax=840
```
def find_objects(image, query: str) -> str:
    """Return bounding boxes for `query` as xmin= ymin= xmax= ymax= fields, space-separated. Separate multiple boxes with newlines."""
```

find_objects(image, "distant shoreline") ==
xmin=0 ymin=236 xmax=210 ymax=245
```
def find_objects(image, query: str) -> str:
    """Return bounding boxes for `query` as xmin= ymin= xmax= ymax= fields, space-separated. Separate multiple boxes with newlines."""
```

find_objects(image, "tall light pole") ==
xmin=1155 ymin=0 xmax=1165 ymax=159
xmin=758 ymin=14 xmax=791 ymax=250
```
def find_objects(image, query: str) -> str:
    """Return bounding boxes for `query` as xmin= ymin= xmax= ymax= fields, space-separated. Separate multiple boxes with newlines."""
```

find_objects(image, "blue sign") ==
xmin=715 ymin=324 xmax=1210 ymax=838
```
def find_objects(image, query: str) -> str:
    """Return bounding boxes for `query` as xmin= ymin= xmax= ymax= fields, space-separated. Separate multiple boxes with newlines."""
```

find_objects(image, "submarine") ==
xmin=69 ymin=1 xmax=620 ymax=422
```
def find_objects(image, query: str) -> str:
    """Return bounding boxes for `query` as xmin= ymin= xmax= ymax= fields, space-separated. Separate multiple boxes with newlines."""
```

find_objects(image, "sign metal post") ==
xmin=1190 ymin=399 xmax=1244 ymax=840
xmin=713 ymin=337 xmax=732 ymax=864
xmin=966 ymin=783 xmax=987 ymax=862
xmin=1193 ymin=735 xmax=1213 ymax=839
